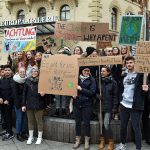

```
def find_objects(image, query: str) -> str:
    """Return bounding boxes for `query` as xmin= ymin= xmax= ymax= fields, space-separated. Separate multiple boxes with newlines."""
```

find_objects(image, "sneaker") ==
xmin=115 ymin=143 xmax=126 ymax=150
xmin=35 ymin=138 xmax=43 ymax=144
xmin=2 ymin=133 xmax=14 ymax=141
xmin=0 ymin=130 xmax=7 ymax=136
xmin=26 ymin=137 xmax=34 ymax=145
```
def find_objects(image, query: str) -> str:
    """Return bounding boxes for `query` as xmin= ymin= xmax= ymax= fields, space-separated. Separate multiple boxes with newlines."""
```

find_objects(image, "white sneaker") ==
xmin=115 ymin=143 xmax=126 ymax=150
xmin=26 ymin=137 xmax=34 ymax=145
xmin=35 ymin=137 xmax=43 ymax=144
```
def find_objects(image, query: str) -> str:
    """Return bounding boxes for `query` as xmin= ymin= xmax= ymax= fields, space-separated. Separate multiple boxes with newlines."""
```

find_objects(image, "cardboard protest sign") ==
xmin=38 ymin=54 xmax=79 ymax=96
xmin=78 ymin=55 xmax=122 ymax=66
xmin=54 ymin=21 xmax=116 ymax=41
xmin=119 ymin=15 xmax=143 ymax=45
xmin=0 ymin=53 xmax=8 ymax=65
xmin=96 ymin=41 xmax=112 ymax=49
xmin=136 ymin=41 xmax=150 ymax=55
xmin=135 ymin=55 xmax=150 ymax=73
xmin=3 ymin=26 xmax=36 ymax=53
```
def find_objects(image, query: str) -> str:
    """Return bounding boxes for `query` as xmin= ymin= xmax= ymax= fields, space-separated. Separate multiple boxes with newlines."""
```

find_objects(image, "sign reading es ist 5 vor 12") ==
xmin=119 ymin=15 xmax=143 ymax=45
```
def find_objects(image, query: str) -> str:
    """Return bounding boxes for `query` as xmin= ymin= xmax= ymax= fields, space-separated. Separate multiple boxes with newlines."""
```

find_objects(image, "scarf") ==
xmin=13 ymin=73 xmax=27 ymax=84
xmin=79 ymin=74 xmax=90 ymax=82
xmin=29 ymin=76 xmax=39 ymax=83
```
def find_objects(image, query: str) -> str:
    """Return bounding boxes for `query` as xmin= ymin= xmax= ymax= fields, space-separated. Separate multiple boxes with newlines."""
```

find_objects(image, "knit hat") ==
xmin=31 ymin=66 xmax=39 ymax=72
xmin=86 ymin=47 xmax=96 ymax=56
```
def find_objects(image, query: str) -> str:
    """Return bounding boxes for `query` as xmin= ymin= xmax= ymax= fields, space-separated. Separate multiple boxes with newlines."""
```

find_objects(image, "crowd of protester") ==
xmin=0 ymin=44 xmax=149 ymax=150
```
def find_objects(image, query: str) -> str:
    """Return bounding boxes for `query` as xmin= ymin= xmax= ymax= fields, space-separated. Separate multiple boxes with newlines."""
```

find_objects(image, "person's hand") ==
xmin=4 ymin=100 xmax=9 ymax=105
xmin=22 ymin=106 xmax=26 ymax=112
xmin=0 ymin=98 xmax=3 ymax=104
xmin=142 ymin=85 xmax=148 ymax=92
xmin=77 ymin=85 xmax=82 ymax=91
xmin=40 ymin=92 xmax=45 ymax=96
xmin=72 ymin=96 xmax=76 ymax=99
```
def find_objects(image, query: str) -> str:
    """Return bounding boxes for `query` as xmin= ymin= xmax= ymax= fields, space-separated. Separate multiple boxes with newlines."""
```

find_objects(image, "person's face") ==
xmin=125 ymin=60 xmax=135 ymax=71
xmin=89 ymin=51 xmax=98 ymax=57
xmin=74 ymin=47 xmax=81 ymax=55
xmin=101 ymin=68 xmax=110 ymax=77
xmin=35 ymin=53 xmax=42 ymax=61
xmin=4 ymin=68 xmax=12 ymax=77
xmin=31 ymin=70 xmax=38 ymax=78
xmin=82 ymin=68 xmax=90 ymax=77
xmin=18 ymin=68 xmax=26 ymax=78
xmin=121 ymin=46 xmax=127 ymax=55
xmin=0 ymin=70 xmax=4 ymax=77
xmin=113 ymin=48 xmax=119 ymax=55
xmin=26 ymin=52 xmax=32 ymax=59
xmin=105 ymin=48 xmax=113 ymax=56
xmin=17 ymin=52 xmax=23 ymax=59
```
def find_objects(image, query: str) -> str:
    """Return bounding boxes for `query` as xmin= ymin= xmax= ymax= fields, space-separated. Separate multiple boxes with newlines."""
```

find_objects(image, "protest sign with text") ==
xmin=136 ymin=41 xmax=150 ymax=55
xmin=78 ymin=55 xmax=122 ymax=66
xmin=0 ymin=53 xmax=8 ymax=65
xmin=3 ymin=26 xmax=37 ymax=53
xmin=135 ymin=54 xmax=150 ymax=73
xmin=38 ymin=54 xmax=79 ymax=96
xmin=54 ymin=21 xmax=116 ymax=41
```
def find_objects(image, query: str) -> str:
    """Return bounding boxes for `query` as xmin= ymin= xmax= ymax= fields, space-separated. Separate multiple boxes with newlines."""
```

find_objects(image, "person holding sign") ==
xmin=73 ymin=66 xmax=96 ymax=150
xmin=115 ymin=56 xmax=149 ymax=150
xmin=22 ymin=66 xmax=46 ymax=145
xmin=98 ymin=65 xmax=118 ymax=150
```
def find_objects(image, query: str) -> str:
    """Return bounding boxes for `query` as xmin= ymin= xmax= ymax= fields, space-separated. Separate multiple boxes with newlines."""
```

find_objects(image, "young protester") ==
xmin=54 ymin=47 xmax=71 ymax=117
xmin=12 ymin=67 xmax=28 ymax=141
xmin=98 ymin=66 xmax=118 ymax=150
xmin=24 ymin=51 xmax=36 ymax=77
xmin=115 ymin=56 xmax=149 ymax=150
xmin=0 ymin=65 xmax=14 ymax=141
xmin=22 ymin=66 xmax=46 ymax=145
xmin=112 ymin=47 xmax=120 ymax=56
xmin=73 ymin=66 xmax=96 ymax=150
xmin=12 ymin=51 xmax=25 ymax=73
xmin=35 ymin=52 xmax=42 ymax=69
xmin=74 ymin=46 xmax=83 ymax=55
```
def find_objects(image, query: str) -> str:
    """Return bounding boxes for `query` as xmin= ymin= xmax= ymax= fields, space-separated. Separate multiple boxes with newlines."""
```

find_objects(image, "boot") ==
xmin=107 ymin=139 xmax=114 ymax=150
xmin=16 ymin=133 xmax=24 ymax=142
xmin=73 ymin=136 xmax=81 ymax=149
xmin=98 ymin=137 xmax=105 ymax=150
xmin=26 ymin=130 xmax=34 ymax=145
xmin=84 ymin=136 xmax=90 ymax=150
xmin=35 ymin=131 xmax=43 ymax=144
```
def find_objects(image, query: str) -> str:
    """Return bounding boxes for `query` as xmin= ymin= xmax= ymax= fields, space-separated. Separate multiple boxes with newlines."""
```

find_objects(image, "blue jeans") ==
xmin=15 ymin=107 xmax=28 ymax=134
xmin=120 ymin=104 xmax=143 ymax=150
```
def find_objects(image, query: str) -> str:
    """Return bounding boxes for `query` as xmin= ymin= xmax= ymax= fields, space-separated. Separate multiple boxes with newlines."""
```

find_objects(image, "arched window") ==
xmin=17 ymin=10 xmax=25 ymax=20
xmin=111 ymin=8 xmax=117 ymax=31
xmin=38 ymin=7 xmax=46 ymax=17
xmin=60 ymin=5 xmax=70 ymax=21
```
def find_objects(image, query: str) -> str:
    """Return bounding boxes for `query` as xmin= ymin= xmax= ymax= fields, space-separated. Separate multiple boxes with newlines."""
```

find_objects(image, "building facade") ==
xmin=0 ymin=0 xmax=149 ymax=52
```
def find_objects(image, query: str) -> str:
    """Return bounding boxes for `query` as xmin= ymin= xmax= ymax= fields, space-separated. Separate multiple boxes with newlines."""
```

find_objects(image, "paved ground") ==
xmin=0 ymin=136 xmax=150 ymax=150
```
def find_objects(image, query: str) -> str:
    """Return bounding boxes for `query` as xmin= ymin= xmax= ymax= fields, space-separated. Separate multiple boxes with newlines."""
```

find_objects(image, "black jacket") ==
xmin=12 ymin=81 xmax=24 ymax=109
xmin=0 ymin=77 xmax=13 ymax=104
xmin=120 ymin=73 xmax=149 ymax=111
xmin=22 ymin=78 xmax=46 ymax=110
xmin=100 ymin=76 xmax=118 ymax=112
xmin=73 ymin=76 xmax=96 ymax=108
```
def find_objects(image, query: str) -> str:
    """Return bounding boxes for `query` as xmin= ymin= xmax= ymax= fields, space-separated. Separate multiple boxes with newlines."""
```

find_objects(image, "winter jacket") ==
xmin=0 ymin=77 xmax=13 ymax=105
xmin=120 ymin=73 xmax=150 ymax=111
xmin=73 ymin=76 xmax=96 ymax=108
xmin=100 ymin=76 xmax=118 ymax=112
xmin=12 ymin=74 xmax=26 ymax=109
xmin=22 ymin=78 xmax=46 ymax=110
